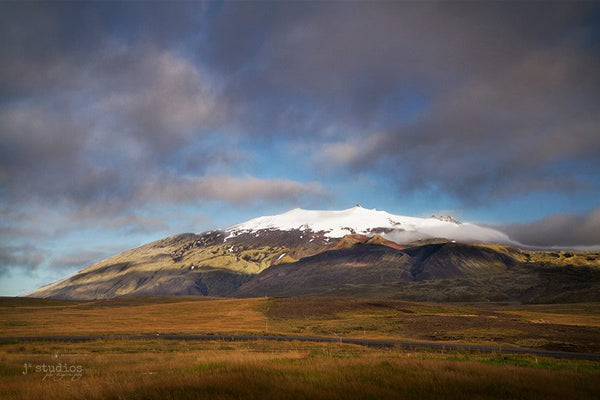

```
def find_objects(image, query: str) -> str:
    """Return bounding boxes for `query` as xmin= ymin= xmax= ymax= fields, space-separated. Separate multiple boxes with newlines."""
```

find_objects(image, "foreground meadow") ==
xmin=0 ymin=297 xmax=599 ymax=398
xmin=1 ymin=296 xmax=599 ymax=353
xmin=1 ymin=339 xmax=599 ymax=400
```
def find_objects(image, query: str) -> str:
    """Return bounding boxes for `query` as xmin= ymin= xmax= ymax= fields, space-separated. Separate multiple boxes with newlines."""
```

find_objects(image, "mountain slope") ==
xmin=235 ymin=242 xmax=514 ymax=298
xmin=28 ymin=228 xmax=333 ymax=300
xmin=28 ymin=232 xmax=249 ymax=299
xmin=236 ymin=241 xmax=600 ymax=302
xmin=27 ymin=207 xmax=600 ymax=302
xmin=403 ymin=242 xmax=516 ymax=280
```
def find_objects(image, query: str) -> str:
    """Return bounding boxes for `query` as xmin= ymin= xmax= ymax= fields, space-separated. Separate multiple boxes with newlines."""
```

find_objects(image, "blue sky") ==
xmin=1 ymin=1 xmax=600 ymax=296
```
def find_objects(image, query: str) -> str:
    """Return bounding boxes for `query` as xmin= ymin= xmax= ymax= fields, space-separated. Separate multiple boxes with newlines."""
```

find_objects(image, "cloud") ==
xmin=500 ymin=207 xmax=600 ymax=248
xmin=0 ymin=45 xmax=230 ymax=209
xmin=0 ymin=244 xmax=46 ymax=276
xmin=4 ymin=1 xmax=598 ymax=213
xmin=299 ymin=5 xmax=600 ymax=203
xmin=0 ymin=3 xmax=234 ymax=216
xmin=49 ymin=250 xmax=112 ymax=271
xmin=95 ymin=46 xmax=229 ymax=152
xmin=319 ymin=135 xmax=385 ymax=166
xmin=101 ymin=215 xmax=170 ymax=235
xmin=203 ymin=2 xmax=600 ymax=204
xmin=138 ymin=175 xmax=330 ymax=206
xmin=0 ymin=1 xmax=204 ymax=98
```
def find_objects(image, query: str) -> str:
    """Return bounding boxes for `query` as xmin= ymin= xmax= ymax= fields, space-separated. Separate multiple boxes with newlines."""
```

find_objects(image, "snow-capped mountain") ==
xmin=26 ymin=204 xmax=599 ymax=302
xmin=225 ymin=205 xmax=514 ymax=245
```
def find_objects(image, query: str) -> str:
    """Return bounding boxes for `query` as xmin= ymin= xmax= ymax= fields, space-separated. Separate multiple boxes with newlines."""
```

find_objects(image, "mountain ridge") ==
xmin=26 ymin=207 xmax=600 ymax=302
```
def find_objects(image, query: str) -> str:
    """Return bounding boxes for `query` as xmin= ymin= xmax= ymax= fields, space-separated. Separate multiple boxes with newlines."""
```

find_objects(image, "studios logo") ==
xmin=22 ymin=363 xmax=84 ymax=381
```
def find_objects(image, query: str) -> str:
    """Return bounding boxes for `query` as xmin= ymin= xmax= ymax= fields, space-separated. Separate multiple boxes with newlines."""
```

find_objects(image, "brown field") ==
xmin=2 ymin=296 xmax=599 ymax=353
xmin=1 ymin=296 xmax=599 ymax=399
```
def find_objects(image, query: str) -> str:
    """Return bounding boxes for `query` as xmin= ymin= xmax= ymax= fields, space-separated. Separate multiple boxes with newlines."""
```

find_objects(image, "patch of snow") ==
xmin=225 ymin=206 xmax=515 ymax=245
xmin=224 ymin=231 xmax=236 ymax=241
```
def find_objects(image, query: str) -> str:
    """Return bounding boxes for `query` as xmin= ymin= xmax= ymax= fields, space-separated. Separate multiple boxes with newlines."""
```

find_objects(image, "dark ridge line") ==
xmin=1 ymin=334 xmax=598 ymax=361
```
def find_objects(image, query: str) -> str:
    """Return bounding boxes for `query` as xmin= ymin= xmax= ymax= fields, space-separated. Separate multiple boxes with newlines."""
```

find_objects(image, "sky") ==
xmin=1 ymin=1 xmax=600 ymax=296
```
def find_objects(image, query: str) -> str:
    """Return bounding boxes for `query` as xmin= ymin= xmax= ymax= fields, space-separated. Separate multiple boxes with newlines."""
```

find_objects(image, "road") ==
xmin=1 ymin=334 xmax=598 ymax=361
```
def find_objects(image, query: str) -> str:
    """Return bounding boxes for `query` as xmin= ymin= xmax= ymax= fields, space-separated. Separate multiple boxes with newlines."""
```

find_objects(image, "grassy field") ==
xmin=1 ymin=339 xmax=599 ymax=399
xmin=1 ymin=296 xmax=599 ymax=398
xmin=2 ymin=296 xmax=599 ymax=352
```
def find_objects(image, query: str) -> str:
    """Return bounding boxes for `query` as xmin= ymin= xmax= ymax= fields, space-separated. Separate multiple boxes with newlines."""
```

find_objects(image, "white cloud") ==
xmin=319 ymin=134 xmax=386 ymax=166
xmin=138 ymin=175 xmax=330 ymax=205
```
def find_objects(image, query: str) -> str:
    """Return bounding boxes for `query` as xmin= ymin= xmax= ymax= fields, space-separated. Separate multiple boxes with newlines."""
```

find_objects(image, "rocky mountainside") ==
xmin=27 ymin=207 xmax=600 ymax=302
xmin=235 ymin=240 xmax=600 ymax=302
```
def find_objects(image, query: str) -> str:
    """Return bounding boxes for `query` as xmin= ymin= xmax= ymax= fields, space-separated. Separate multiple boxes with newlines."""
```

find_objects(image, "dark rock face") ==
xmin=235 ymin=241 xmax=600 ymax=303
xmin=404 ymin=243 xmax=515 ymax=280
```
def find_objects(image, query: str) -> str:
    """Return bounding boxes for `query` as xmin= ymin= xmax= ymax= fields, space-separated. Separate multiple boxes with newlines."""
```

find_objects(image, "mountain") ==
xmin=27 ymin=206 xmax=600 ymax=302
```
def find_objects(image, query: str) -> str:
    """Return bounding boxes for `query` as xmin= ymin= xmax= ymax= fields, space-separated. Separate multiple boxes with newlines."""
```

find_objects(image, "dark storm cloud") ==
xmin=500 ymin=207 xmax=600 ymax=248
xmin=368 ymin=46 xmax=600 ymax=201
xmin=5 ymin=1 xmax=597 ymax=211
xmin=1 ymin=2 xmax=324 ymax=213
xmin=0 ymin=2 xmax=211 ymax=209
xmin=0 ymin=98 xmax=122 ymax=204
xmin=0 ymin=1 xmax=204 ymax=98
xmin=202 ymin=1 xmax=600 ymax=203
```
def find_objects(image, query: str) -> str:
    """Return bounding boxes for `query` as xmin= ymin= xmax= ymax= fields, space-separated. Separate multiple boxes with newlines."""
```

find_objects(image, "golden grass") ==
xmin=2 ymin=297 xmax=600 ymax=353
xmin=261 ymin=297 xmax=600 ymax=352
xmin=497 ymin=303 xmax=600 ymax=328
xmin=0 ymin=297 xmax=266 ymax=336
xmin=0 ymin=339 xmax=598 ymax=400
xmin=2 ymin=297 xmax=600 ymax=399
